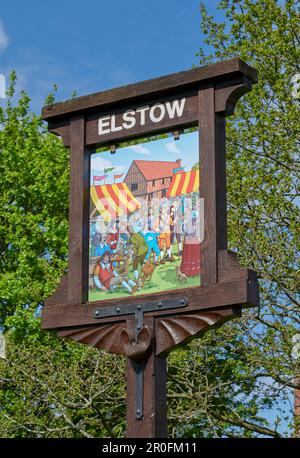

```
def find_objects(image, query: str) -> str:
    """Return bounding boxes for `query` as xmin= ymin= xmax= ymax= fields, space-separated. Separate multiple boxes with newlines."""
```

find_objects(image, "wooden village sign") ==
xmin=41 ymin=58 xmax=260 ymax=438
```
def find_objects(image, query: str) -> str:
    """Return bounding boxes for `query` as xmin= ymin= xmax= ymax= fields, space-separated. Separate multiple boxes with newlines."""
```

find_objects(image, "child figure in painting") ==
xmin=93 ymin=251 xmax=137 ymax=294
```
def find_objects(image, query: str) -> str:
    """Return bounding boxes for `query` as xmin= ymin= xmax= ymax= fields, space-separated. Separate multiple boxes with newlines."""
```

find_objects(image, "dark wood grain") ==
xmin=214 ymin=75 xmax=253 ymax=115
xmin=215 ymin=113 xmax=227 ymax=255
xmin=46 ymin=75 xmax=254 ymax=149
xmin=48 ymin=120 xmax=70 ymax=147
xmin=41 ymin=276 xmax=257 ymax=330
xmin=218 ymin=250 xmax=251 ymax=282
xmin=68 ymin=116 xmax=90 ymax=304
xmin=56 ymin=306 xmax=241 ymax=358
xmin=155 ymin=307 xmax=240 ymax=356
xmin=58 ymin=322 xmax=125 ymax=354
xmin=199 ymin=86 xmax=218 ymax=285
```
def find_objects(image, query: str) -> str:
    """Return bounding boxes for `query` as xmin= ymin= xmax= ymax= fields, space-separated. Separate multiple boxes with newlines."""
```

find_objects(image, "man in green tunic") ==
xmin=128 ymin=223 xmax=148 ymax=281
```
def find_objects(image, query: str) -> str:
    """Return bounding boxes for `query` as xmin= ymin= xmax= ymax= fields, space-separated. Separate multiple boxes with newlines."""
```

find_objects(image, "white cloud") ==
xmin=129 ymin=144 xmax=150 ymax=155
xmin=166 ymin=141 xmax=182 ymax=155
xmin=0 ymin=19 xmax=8 ymax=53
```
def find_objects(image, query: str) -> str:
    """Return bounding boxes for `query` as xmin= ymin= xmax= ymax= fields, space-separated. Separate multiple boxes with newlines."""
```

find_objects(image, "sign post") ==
xmin=41 ymin=58 xmax=259 ymax=438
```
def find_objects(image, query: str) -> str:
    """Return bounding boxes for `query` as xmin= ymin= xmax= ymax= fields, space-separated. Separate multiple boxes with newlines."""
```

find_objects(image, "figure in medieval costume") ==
xmin=143 ymin=230 xmax=160 ymax=264
xmin=94 ymin=234 xmax=111 ymax=257
xmin=107 ymin=230 xmax=119 ymax=254
xmin=180 ymin=198 xmax=201 ymax=277
xmin=158 ymin=201 xmax=175 ymax=263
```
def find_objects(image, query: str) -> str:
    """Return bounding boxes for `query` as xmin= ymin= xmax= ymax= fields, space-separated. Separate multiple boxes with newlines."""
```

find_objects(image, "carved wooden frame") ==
xmin=41 ymin=58 xmax=259 ymax=437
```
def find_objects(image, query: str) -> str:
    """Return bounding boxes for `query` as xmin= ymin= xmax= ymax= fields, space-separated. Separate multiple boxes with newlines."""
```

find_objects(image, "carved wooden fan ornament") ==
xmin=41 ymin=58 xmax=259 ymax=438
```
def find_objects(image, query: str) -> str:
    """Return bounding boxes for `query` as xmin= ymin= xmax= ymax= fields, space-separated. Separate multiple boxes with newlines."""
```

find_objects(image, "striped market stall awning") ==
xmin=166 ymin=169 xmax=199 ymax=197
xmin=91 ymin=183 xmax=141 ymax=222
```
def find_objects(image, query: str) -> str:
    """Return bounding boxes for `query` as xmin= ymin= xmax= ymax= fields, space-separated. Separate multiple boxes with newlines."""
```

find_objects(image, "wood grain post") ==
xmin=68 ymin=115 xmax=91 ymax=304
xmin=126 ymin=318 xmax=168 ymax=438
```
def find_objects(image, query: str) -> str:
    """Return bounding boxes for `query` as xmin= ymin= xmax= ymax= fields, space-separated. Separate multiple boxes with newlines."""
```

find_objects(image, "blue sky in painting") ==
xmin=91 ymin=131 xmax=199 ymax=184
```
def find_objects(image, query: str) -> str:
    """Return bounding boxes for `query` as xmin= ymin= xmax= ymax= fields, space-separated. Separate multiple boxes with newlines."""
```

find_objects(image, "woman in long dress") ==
xmin=180 ymin=198 xmax=200 ymax=277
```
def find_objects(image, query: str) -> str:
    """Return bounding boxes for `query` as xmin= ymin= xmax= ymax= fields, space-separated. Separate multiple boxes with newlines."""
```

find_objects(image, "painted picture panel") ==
xmin=89 ymin=130 xmax=201 ymax=302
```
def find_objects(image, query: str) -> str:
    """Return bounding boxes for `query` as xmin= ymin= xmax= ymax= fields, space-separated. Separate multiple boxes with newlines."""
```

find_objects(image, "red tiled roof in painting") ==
xmin=134 ymin=159 xmax=182 ymax=181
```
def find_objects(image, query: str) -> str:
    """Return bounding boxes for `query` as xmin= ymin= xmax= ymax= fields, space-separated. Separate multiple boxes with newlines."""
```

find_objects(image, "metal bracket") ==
xmin=94 ymin=297 xmax=188 ymax=419
xmin=94 ymin=296 xmax=188 ymax=339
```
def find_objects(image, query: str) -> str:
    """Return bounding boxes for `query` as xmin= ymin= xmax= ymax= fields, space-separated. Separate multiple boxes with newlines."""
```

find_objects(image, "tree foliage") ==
xmin=0 ymin=329 xmax=126 ymax=438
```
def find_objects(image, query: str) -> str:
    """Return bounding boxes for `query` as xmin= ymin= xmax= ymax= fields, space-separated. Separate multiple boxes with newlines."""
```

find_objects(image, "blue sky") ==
xmin=0 ymin=0 xmax=293 ymax=436
xmin=0 ymin=0 xmax=223 ymax=112
xmin=91 ymin=131 xmax=199 ymax=184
